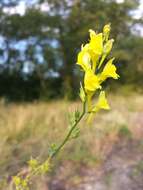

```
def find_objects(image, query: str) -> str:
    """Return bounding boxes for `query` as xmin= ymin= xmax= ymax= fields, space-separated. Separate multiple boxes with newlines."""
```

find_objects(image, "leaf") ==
xmin=79 ymin=83 xmax=86 ymax=102
xmin=74 ymin=110 xmax=81 ymax=122
xmin=70 ymin=127 xmax=80 ymax=139
xmin=48 ymin=143 xmax=57 ymax=157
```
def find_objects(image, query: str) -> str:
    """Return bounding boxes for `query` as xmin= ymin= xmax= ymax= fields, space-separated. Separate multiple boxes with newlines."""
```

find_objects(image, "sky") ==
xmin=133 ymin=0 xmax=143 ymax=19
xmin=3 ymin=0 xmax=143 ymax=17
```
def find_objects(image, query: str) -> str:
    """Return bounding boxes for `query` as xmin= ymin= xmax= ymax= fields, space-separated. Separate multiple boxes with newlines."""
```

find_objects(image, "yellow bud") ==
xmin=103 ymin=23 xmax=111 ymax=41
xmin=103 ymin=24 xmax=111 ymax=34
xmin=104 ymin=39 xmax=114 ymax=55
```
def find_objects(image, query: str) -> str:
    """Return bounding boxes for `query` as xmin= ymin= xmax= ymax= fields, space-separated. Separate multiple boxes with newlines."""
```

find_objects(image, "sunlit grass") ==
xmin=0 ymin=93 xmax=143 ymax=187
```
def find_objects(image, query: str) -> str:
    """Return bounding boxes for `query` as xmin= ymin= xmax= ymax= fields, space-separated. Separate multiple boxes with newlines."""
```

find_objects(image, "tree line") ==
xmin=0 ymin=0 xmax=143 ymax=101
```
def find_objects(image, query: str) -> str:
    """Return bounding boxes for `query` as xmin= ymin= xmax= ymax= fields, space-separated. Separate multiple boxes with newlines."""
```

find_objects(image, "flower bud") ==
xmin=104 ymin=39 xmax=114 ymax=55
xmin=103 ymin=23 xmax=111 ymax=41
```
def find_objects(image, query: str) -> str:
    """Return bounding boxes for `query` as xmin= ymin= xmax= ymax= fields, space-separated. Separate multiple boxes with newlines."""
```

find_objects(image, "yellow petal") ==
xmin=77 ymin=50 xmax=91 ymax=72
xmin=88 ymin=30 xmax=103 ymax=71
xmin=99 ymin=58 xmax=119 ymax=82
xmin=89 ymin=29 xmax=96 ymax=38
xmin=97 ymin=91 xmax=110 ymax=110
xmin=91 ymin=91 xmax=110 ymax=113
xmin=84 ymin=70 xmax=101 ymax=92
xmin=87 ymin=91 xmax=109 ymax=123
xmin=89 ymin=31 xmax=103 ymax=55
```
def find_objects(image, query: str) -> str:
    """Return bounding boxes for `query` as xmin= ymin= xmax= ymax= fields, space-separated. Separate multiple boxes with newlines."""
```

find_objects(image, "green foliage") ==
xmin=68 ymin=110 xmax=81 ymax=127
xmin=79 ymin=83 xmax=86 ymax=103
xmin=118 ymin=125 xmax=132 ymax=139
xmin=48 ymin=143 xmax=57 ymax=157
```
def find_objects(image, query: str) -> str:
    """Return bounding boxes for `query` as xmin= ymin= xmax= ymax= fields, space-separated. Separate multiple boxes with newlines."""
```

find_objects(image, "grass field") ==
xmin=0 ymin=93 xmax=143 ymax=189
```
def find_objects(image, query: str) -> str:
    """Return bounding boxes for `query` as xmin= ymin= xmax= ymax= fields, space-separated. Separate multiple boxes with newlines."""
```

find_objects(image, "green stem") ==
xmin=51 ymin=101 xmax=86 ymax=158
xmin=15 ymin=101 xmax=86 ymax=183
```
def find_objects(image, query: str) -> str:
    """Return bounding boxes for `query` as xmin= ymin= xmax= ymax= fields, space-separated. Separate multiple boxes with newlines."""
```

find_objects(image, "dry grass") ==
xmin=0 ymin=93 xmax=143 ymax=186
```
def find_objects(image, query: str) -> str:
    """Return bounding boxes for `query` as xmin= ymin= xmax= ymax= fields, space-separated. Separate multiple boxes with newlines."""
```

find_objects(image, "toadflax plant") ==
xmin=13 ymin=24 xmax=119 ymax=190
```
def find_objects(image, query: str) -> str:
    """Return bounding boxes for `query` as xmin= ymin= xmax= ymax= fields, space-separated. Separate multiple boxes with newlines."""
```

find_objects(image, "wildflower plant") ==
xmin=13 ymin=24 xmax=119 ymax=190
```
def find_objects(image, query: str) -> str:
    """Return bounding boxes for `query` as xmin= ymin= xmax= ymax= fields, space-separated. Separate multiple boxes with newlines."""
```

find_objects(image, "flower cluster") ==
xmin=77 ymin=24 xmax=119 ymax=121
xmin=13 ymin=158 xmax=50 ymax=190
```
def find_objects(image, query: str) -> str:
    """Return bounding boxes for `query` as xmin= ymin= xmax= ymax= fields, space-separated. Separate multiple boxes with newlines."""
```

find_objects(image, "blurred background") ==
xmin=0 ymin=0 xmax=143 ymax=190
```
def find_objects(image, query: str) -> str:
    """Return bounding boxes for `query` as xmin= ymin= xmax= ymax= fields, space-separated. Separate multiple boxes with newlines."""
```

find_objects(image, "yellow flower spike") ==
xmin=76 ymin=25 xmax=119 ymax=124
xmin=99 ymin=58 xmax=119 ymax=82
xmin=84 ymin=70 xmax=101 ymax=92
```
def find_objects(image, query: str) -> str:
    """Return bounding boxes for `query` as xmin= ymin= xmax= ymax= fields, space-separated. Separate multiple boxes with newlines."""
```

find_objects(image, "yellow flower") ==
xmin=96 ymin=91 xmax=110 ymax=110
xmin=99 ymin=58 xmax=119 ymax=82
xmin=89 ymin=30 xmax=103 ymax=55
xmin=88 ymin=30 xmax=103 ymax=71
xmin=87 ymin=91 xmax=110 ymax=123
xmin=77 ymin=48 xmax=91 ymax=72
xmin=77 ymin=30 xmax=103 ymax=73
xmin=84 ymin=70 xmax=101 ymax=92
xmin=91 ymin=91 xmax=110 ymax=112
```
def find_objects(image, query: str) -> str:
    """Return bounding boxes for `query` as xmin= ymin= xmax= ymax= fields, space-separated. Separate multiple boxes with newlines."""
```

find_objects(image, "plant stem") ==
xmin=51 ymin=101 xmax=86 ymax=158
xmin=15 ymin=101 xmax=86 ymax=182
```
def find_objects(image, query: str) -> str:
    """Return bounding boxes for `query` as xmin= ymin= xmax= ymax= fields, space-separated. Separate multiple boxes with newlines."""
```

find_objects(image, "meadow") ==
xmin=0 ymin=92 xmax=143 ymax=189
